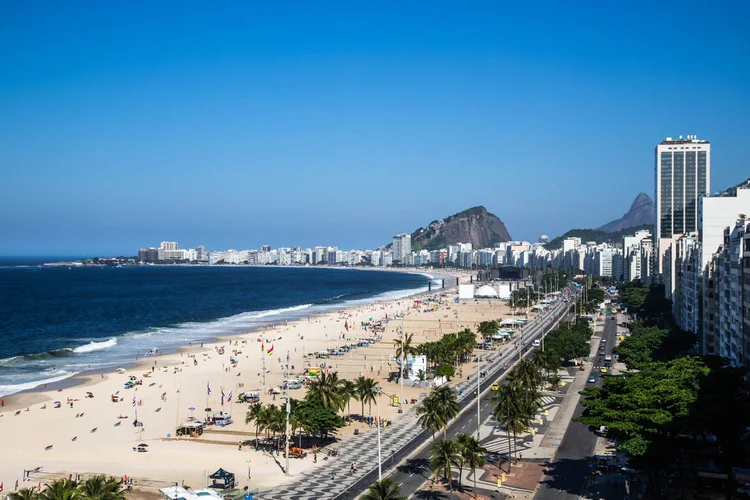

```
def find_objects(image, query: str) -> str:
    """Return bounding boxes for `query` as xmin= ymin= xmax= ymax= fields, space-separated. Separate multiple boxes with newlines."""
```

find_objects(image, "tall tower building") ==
xmin=654 ymin=135 xmax=710 ymax=290
xmin=392 ymin=233 xmax=412 ymax=265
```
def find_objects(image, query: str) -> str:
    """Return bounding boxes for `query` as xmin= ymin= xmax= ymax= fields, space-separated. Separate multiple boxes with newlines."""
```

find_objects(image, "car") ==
xmin=605 ymin=354 xmax=612 ymax=361
xmin=491 ymin=383 xmax=500 ymax=391
xmin=588 ymin=376 xmax=597 ymax=383
xmin=601 ymin=339 xmax=607 ymax=343
xmin=532 ymin=339 xmax=541 ymax=347
xmin=600 ymin=367 xmax=608 ymax=373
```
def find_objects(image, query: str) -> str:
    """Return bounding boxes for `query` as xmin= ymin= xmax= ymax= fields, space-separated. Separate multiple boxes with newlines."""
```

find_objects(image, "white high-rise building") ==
xmin=392 ymin=233 xmax=411 ymax=265
xmin=654 ymin=135 xmax=710 ymax=291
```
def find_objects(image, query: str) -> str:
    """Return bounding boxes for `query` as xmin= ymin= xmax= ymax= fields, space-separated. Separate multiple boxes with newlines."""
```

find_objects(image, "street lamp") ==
xmin=374 ymin=386 xmax=383 ymax=482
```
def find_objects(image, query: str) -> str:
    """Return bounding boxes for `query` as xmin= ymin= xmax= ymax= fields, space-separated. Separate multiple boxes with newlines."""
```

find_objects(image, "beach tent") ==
xmin=208 ymin=468 xmax=235 ymax=490
xmin=475 ymin=285 xmax=499 ymax=298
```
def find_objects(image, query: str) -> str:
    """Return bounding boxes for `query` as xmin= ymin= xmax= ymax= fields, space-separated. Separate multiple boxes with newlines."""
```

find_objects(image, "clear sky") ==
xmin=1 ymin=1 xmax=748 ymax=255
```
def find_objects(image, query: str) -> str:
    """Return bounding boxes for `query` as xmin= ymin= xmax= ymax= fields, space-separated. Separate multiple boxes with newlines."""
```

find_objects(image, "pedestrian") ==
xmin=331 ymin=471 xmax=336 ymax=481
xmin=239 ymin=441 xmax=242 ymax=451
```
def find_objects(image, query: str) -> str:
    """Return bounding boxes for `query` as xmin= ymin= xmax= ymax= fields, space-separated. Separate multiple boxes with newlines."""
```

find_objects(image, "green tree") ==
xmin=395 ymin=332 xmax=416 ymax=361
xmin=39 ymin=480 xmax=82 ymax=500
xmin=340 ymin=379 xmax=359 ymax=422
xmin=456 ymin=433 xmax=487 ymax=491
xmin=417 ymin=394 xmax=446 ymax=440
xmin=305 ymin=371 xmax=344 ymax=411
xmin=435 ymin=364 xmax=455 ymax=380
xmin=355 ymin=376 xmax=378 ymax=417
xmin=245 ymin=402 xmax=265 ymax=443
xmin=434 ymin=385 xmax=459 ymax=436
xmin=477 ymin=320 xmax=500 ymax=343
xmin=8 ymin=489 xmax=39 ymax=500
xmin=78 ymin=477 xmax=126 ymax=500
xmin=361 ymin=478 xmax=406 ymax=500
xmin=293 ymin=400 xmax=344 ymax=441
xmin=429 ymin=439 xmax=462 ymax=498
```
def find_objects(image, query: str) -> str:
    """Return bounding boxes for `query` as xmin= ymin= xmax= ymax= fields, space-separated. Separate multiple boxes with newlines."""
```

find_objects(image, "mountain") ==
xmin=544 ymin=224 xmax=653 ymax=251
xmin=407 ymin=206 xmax=512 ymax=251
xmin=598 ymin=192 xmax=655 ymax=233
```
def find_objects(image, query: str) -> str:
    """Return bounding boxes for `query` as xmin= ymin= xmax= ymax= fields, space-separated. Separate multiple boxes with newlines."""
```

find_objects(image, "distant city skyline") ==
xmin=1 ymin=2 xmax=748 ymax=255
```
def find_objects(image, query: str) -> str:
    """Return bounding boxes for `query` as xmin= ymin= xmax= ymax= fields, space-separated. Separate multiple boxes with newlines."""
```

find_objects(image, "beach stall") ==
xmin=176 ymin=421 xmax=204 ymax=437
xmin=237 ymin=391 xmax=260 ymax=403
xmin=208 ymin=411 xmax=232 ymax=427
xmin=208 ymin=468 xmax=235 ymax=490
xmin=160 ymin=486 xmax=222 ymax=500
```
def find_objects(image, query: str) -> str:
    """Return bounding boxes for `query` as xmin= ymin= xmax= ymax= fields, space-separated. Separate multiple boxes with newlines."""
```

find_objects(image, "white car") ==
xmin=605 ymin=354 xmax=612 ymax=361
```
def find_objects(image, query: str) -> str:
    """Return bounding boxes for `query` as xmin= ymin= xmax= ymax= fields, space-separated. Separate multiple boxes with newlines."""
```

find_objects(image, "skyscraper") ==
xmin=392 ymin=233 xmax=411 ymax=265
xmin=654 ymin=135 xmax=710 ymax=287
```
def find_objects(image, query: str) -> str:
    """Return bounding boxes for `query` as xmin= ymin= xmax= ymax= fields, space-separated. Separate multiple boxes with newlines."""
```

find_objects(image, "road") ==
xmin=533 ymin=314 xmax=618 ymax=500
xmin=333 ymin=299 xmax=573 ymax=500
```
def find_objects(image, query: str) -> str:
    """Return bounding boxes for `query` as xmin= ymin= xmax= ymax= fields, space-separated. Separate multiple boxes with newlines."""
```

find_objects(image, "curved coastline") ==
xmin=0 ymin=267 xmax=455 ymax=398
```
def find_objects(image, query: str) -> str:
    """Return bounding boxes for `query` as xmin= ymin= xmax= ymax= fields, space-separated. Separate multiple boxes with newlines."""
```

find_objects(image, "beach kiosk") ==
xmin=208 ymin=468 xmax=235 ymax=490
xmin=208 ymin=411 xmax=232 ymax=427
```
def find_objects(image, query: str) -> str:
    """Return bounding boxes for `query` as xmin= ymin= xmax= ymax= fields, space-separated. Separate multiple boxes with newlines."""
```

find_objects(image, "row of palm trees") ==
xmin=8 ymin=476 xmax=126 ymax=500
xmin=305 ymin=371 xmax=380 ymax=419
xmin=245 ymin=372 xmax=382 ymax=445
xmin=413 ymin=329 xmax=476 ymax=370
xmin=362 ymin=433 xmax=487 ymax=500
xmin=491 ymin=358 xmax=545 ymax=470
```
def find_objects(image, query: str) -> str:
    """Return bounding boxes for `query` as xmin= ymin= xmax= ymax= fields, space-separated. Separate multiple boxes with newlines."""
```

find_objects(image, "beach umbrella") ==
xmin=138 ymin=443 xmax=148 ymax=447
xmin=204 ymin=407 xmax=211 ymax=412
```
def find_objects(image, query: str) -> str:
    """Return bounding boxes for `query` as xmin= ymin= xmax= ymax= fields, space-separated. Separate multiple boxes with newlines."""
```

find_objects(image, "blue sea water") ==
xmin=0 ymin=259 xmax=434 ymax=396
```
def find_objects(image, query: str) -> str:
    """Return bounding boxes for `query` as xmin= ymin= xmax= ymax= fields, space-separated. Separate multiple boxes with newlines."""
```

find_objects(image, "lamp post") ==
xmin=374 ymin=386 xmax=383 ymax=482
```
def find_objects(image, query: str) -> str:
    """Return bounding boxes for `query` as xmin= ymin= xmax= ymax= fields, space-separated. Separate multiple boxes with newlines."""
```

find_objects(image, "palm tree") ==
xmin=492 ymin=383 xmax=523 ymax=470
xmin=417 ymin=394 xmax=446 ymax=440
xmin=477 ymin=320 xmax=499 ymax=344
xmin=429 ymin=438 xmax=461 ymax=498
xmin=361 ymin=478 xmax=406 ymax=500
xmin=39 ymin=479 xmax=82 ymax=500
xmin=395 ymin=332 xmax=416 ymax=360
xmin=355 ymin=376 xmax=378 ymax=417
xmin=8 ymin=488 xmax=39 ymax=500
xmin=245 ymin=402 xmax=264 ymax=444
xmin=305 ymin=371 xmax=344 ymax=411
xmin=78 ymin=476 xmax=126 ymax=500
xmin=433 ymin=385 xmax=459 ymax=435
xmin=456 ymin=433 xmax=487 ymax=491
xmin=510 ymin=359 xmax=542 ymax=390
xmin=340 ymin=379 xmax=359 ymax=422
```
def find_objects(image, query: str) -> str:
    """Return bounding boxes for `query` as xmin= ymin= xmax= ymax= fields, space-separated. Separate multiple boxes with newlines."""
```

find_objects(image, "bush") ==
xmin=435 ymin=364 xmax=455 ymax=380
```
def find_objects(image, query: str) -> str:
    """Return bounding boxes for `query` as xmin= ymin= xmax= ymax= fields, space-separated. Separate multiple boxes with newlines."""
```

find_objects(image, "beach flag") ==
xmin=221 ymin=389 xmax=225 ymax=406
xmin=261 ymin=341 xmax=265 ymax=353
xmin=207 ymin=382 xmax=211 ymax=395
xmin=227 ymin=391 xmax=232 ymax=401
xmin=0 ymin=481 xmax=3 ymax=492
xmin=268 ymin=344 xmax=274 ymax=356
xmin=132 ymin=395 xmax=136 ymax=407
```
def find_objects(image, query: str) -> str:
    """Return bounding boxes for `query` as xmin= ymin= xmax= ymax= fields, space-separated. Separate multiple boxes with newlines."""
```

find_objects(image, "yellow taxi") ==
xmin=491 ymin=383 xmax=500 ymax=391
xmin=600 ymin=367 xmax=608 ymax=373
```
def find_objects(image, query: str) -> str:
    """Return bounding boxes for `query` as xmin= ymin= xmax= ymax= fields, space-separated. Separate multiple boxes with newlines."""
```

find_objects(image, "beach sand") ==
xmin=0 ymin=270 xmax=529 ymax=494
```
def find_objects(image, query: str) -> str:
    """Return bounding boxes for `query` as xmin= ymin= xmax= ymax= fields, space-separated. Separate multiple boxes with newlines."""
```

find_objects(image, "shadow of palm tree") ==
xmin=412 ymin=489 xmax=447 ymax=499
xmin=397 ymin=458 xmax=429 ymax=477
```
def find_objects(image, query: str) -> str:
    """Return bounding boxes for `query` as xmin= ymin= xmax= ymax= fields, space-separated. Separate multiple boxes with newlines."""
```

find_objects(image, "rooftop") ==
xmin=659 ymin=135 xmax=709 ymax=145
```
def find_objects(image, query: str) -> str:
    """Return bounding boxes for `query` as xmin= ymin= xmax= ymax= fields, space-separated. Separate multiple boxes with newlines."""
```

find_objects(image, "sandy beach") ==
xmin=0 ymin=268 xmax=529 ymax=495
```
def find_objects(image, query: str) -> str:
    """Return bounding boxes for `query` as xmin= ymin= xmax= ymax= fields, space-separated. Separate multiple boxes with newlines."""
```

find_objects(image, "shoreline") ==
xmin=0 ymin=267 xmax=523 ymax=494
xmin=0 ymin=267 xmax=461 ymax=402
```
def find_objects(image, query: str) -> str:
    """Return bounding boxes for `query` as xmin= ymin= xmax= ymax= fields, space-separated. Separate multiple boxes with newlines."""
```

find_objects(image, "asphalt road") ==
xmin=533 ymin=314 xmax=618 ymax=500
xmin=334 ymin=300 xmax=573 ymax=500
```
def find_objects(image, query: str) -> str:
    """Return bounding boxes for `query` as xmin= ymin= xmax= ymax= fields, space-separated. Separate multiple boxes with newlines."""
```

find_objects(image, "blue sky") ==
xmin=1 ymin=1 xmax=748 ymax=255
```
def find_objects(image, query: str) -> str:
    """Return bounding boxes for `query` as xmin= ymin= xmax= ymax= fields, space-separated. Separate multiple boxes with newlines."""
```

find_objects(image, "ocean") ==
xmin=0 ymin=259 xmax=435 ymax=397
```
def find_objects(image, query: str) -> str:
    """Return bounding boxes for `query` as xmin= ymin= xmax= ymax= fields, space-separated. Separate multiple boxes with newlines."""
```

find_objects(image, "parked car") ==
xmin=588 ymin=376 xmax=597 ymax=383
xmin=491 ymin=383 xmax=500 ymax=391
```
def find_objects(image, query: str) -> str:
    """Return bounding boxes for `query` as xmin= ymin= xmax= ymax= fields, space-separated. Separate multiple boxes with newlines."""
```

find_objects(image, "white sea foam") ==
xmin=0 ymin=371 xmax=73 ymax=397
xmin=0 ymin=280 xmax=436 ymax=397
xmin=72 ymin=338 xmax=118 ymax=353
